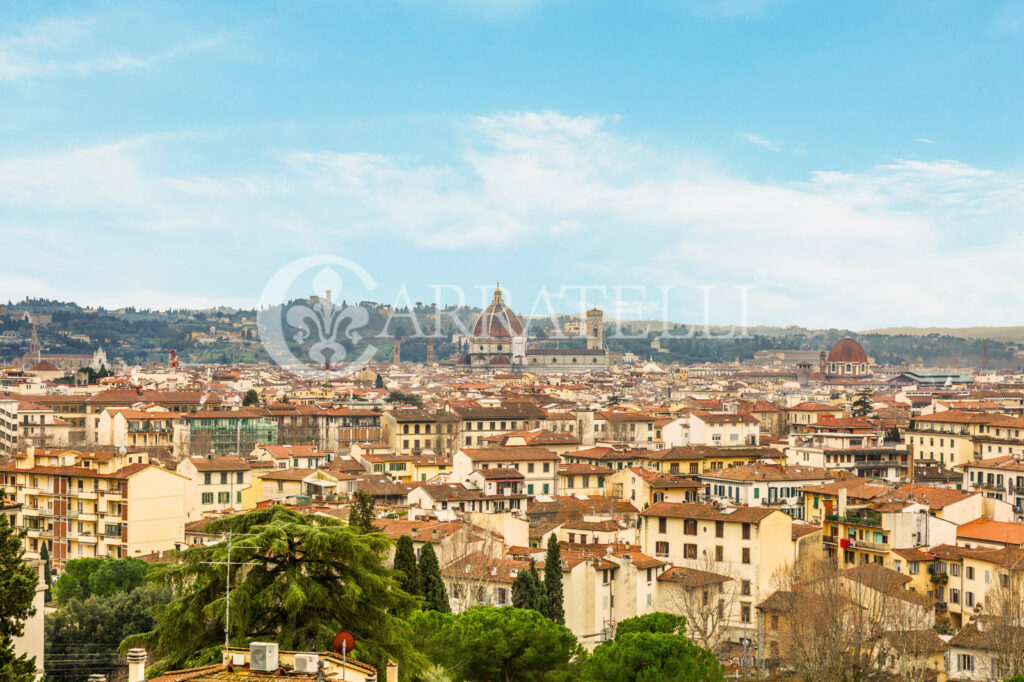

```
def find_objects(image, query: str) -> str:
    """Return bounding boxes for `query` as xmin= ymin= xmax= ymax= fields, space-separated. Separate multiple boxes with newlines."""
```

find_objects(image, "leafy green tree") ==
xmin=585 ymin=630 xmax=724 ymax=682
xmin=394 ymin=535 xmax=420 ymax=596
xmin=385 ymin=390 xmax=423 ymax=408
xmin=885 ymin=426 xmax=901 ymax=442
xmin=46 ymin=583 xmax=171 ymax=682
xmin=542 ymin=535 xmax=564 ymax=624
xmin=375 ymin=374 xmax=385 ymax=389
xmin=241 ymin=389 xmax=260 ymax=407
xmin=52 ymin=557 xmax=148 ymax=605
xmin=576 ymin=613 xmax=717 ymax=681
xmin=0 ymin=515 xmax=38 ymax=681
xmin=348 ymin=490 xmax=379 ymax=534
xmin=88 ymin=557 xmax=149 ymax=598
xmin=417 ymin=542 xmax=450 ymax=613
xmin=615 ymin=612 xmax=684 ymax=638
xmin=52 ymin=557 xmax=104 ymax=605
xmin=412 ymin=606 xmax=581 ymax=682
xmin=512 ymin=559 xmax=547 ymax=614
xmin=121 ymin=507 xmax=425 ymax=678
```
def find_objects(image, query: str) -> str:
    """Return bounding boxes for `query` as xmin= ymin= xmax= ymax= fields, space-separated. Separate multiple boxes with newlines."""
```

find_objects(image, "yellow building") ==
xmin=558 ymin=463 xmax=614 ymax=496
xmin=904 ymin=410 xmax=994 ymax=468
xmin=641 ymin=502 xmax=793 ymax=641
xmin=0 ymin=446 xmax=187 ymax=570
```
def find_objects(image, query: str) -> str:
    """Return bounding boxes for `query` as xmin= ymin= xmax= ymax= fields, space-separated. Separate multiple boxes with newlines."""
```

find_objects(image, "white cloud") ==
xmin=915 ymin=137 xmax=935 ymax=144
xmin=742 ymin=133 xmax=782 ymax=151
xmin=0 ymin=15 xmax=223 ymax=81
xmin=2 ymin=110 xmax=1024 ymax=327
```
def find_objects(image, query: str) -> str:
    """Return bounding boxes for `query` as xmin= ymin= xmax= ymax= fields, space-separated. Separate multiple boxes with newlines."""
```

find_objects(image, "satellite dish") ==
xmin=332 ymin=631 xmax=355 ymax=655
xmin=118 ymin=445 xmax=127 ymax=455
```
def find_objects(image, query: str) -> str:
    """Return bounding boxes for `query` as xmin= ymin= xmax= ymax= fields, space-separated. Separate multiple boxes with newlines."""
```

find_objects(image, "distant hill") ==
xmin=862 ymin=327 xmax=1024 ymax=343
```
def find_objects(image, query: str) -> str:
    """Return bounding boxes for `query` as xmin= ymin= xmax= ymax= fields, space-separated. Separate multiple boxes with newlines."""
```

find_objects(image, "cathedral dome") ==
xmin=471 ymin=284 xmax=524 ymax=338
xmin=827 ymin=338 xmax=868 ymax=364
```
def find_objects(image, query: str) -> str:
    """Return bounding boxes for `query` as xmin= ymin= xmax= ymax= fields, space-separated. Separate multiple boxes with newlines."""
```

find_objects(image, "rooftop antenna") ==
xmin=201 ymin=532 xmax=258 ymax=650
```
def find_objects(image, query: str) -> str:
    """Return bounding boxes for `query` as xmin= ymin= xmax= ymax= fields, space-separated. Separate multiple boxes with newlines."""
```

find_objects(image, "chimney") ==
xmin=387 ymin=659 xmax=399 ymax=682
xmin=127 ymin=648 xmax=147 ymax=682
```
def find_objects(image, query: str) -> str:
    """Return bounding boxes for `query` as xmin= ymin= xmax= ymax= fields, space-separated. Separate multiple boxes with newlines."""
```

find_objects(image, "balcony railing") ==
xmin=825 ymin=512 xmax=882 ymax=527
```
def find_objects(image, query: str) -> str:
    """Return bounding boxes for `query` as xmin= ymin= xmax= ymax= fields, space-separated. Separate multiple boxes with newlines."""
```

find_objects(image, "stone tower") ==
xmin=586 ymin=308 xmax=604 ymax=350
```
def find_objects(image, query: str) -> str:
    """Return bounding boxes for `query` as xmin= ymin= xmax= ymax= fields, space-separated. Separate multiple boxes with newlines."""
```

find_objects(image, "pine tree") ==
xmin=394 ymin=535 xmax=420 ymax=596
xmin=0 ymin=515 xmax=38 ymax=681
xmin=543 ymin=534 xmax=565 ymax=624
xmin=417 ymin=542 xmax=450 ymax=612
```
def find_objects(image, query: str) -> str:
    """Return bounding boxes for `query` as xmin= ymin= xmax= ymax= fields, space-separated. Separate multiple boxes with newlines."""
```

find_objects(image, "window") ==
xmin=949 ymin=588 xmax=960 ymax=604
xmin=742 ymin=547 xmax=751 ymax=564
xmin=742 ymin=523 xmax=751 ymax=540
xmin=909 ymin=561 xmax=919 ymax=575
xmin=218 ymin=491 xmax=230 ymax=503
xmin=684 ymin=543 xmax=697 ymax=559
xmin=958 ymin=654 xmax=974 ymax=672
xmin=715 ymin=521 xmax=724 ymax=538
xmin=528 ymin=463 xmax=535 ymax=473
xmin=741 ymin=580 xmax=751 ymax=595
xmin=542 ymin=484 xmax=549 ymax=494
xmin=655 ymin=541 xmax=669 ymax=556
xmin=277 ymin=480 xmax=284 ymax=492
xmin=770 ymin=614 xmax=779 ymax=630
xmin=966 ymin=566 xmax=974 ymax=580
xmin=683 ymin=519 xmax=697 ymax=536
xmin=220 ymin=472 xmax=228 ymax=485
xmin=741 ymin=604 xmax=751 ymax=623
xmin=543 ymin=462 xmax=550 ymax=472
xmin=950 ymin=564 xmax=960 ymax=577
xmin=236 ymin=491 xmax=242 ymax=503
xmin=658 ymin=517 xmax=667 ymax=533
xmin=236 ymin=472 xmax=244 ymax=484
xmin=201 ymin=492 xmax=213 ymax=504
xmin=965 ymin=591 xmax=975 ymax=607
xmin=203 ymin=473 xmax=211 ymax=485
xmin=646 ymin=568 xmax=653 ymax=582
xmin=527 ymin=484 xmax=534 ymax=495
xmin=715 ymin=545 xmax=724 ymax=561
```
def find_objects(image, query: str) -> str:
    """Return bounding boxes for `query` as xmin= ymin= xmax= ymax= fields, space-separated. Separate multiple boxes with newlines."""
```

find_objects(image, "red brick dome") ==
xmin=471 ymin=284 xmax=524 ymax=338
xmin=827 ymin=338 xmax=867 ymax=364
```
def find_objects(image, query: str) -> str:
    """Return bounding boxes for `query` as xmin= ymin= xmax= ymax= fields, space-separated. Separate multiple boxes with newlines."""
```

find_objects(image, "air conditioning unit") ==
xmin=231 ymin=654 xmax=246 ymax=666
xmin=293 ymin=654 xmax=319 ymax=674
xmin=250 ymin=642 xmax=279 ymax=672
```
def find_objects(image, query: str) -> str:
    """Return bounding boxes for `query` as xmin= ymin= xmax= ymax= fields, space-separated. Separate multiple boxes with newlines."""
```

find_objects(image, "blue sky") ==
xmin=1 ymin=0 xmax=1023 ymax=328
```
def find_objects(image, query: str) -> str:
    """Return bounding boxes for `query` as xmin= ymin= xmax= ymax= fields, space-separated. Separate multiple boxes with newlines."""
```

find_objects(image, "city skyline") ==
xmin=2 ymin=1 xmax=1023 ymax=327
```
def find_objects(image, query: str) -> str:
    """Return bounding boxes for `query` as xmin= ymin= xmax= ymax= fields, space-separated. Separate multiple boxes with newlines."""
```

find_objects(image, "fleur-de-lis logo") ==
xmin=257 ymin=256 xmax=378 ymax=377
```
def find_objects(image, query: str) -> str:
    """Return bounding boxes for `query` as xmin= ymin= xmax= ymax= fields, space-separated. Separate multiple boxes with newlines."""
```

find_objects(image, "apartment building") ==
xmin=176 ymin=456 xmax=253 ymax=522
xmin=962 ymin=455 xmax=1024 ymax=509
xmin=0 ymin=398 xmax=18 ymax=456
xmin=249 ymin=443 xmax=329 ymax=469
xmin=451 ymin=402 xmax=548 ymax=449
xmin=182 ymin=409 xmax=278 ymax=457
xmin=687 ymin=412 xmax=760 ymax=447
xmin=0 ymin=446 xmax=187 ymax=570
xmin=786 ymin=416 xmax=908 ymax=481
xmin=96 ymin=407 xmax=182 ymax=449
xmin=593 ymin=410 xmax=658 ymax=448
xmin=640 ymin=502 xmax=794 ymax=642
xmin=700 ymin=463 xmax=830 ymax=519
xmin=904 ymin=410 xmax=1024 ymax=468
xmin=452 ymin=446 xmax=560 ymax=496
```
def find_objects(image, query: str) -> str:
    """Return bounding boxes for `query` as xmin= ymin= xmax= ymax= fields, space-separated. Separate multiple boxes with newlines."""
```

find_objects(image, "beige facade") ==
xmin=0 ymin=446 xmax=187 ymax=569
xmin=176 ymin=456 xmax=253 ymax=522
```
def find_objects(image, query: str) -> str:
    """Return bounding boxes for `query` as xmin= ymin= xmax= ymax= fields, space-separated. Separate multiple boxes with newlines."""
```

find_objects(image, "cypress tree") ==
xmin=393 ymin=535 xmax=419 ymax=596
xmin=512 ymin=559 xmax=547 ymax=614
xmin=417 ymin=542 xmax=450 ymax=612
xmin=38 ymin=543 xmax=51 ymax=602
xmin=542 ymin=534 xmax=564 ymax=624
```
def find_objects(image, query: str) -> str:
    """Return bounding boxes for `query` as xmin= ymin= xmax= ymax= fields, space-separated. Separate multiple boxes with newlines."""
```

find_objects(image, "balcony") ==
xmin=75 ymin=490 xmax=98 ymax=500
xmin=849 ymin=539 xmax=889 ymax=553
xmin=825 ymin=512 xmax=882 ymax=528
xmin=823 ymin=535 xmax=839 ymax=546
